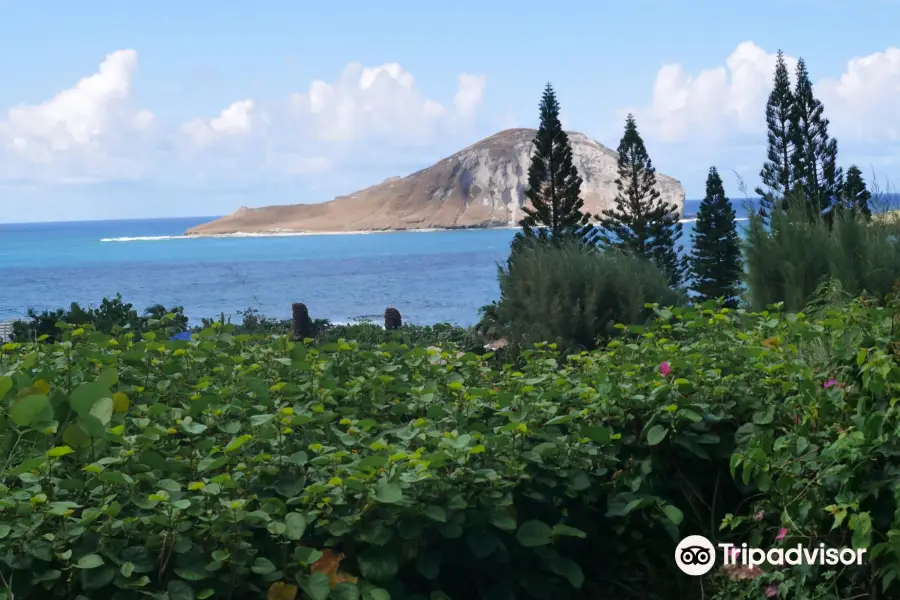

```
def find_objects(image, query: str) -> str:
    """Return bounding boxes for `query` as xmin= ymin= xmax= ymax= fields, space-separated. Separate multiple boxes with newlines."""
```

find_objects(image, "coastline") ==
xmin=113 ymin=216 xmax=741 ymax=243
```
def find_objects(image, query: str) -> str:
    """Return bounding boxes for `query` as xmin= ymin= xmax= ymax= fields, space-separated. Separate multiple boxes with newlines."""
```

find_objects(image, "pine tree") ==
xmin=515 ymin=83 xmax=596 ymax=247
xmin=755 ymin=50 xmax=795 ymax=219
xmin=690 ymin=167 xmax=743 ymax=306
xmin=840 ymin=165 xmax=872 ymax=219
xmin=598 ymin=114 xmax=684 ymax=287
xmin=789 ymin=57 xmax=843 ymax=219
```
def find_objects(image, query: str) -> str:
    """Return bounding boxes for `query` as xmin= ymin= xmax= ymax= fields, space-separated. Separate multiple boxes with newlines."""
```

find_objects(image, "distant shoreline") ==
xmin=103 ymin=217 xmax=752 ymax=242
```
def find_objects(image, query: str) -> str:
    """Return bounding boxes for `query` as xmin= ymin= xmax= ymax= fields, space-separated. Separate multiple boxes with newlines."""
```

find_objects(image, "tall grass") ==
xmin=487 ymin=240 xmax=684 ymax=351
xmin=744 ymin=198 xmax=900 ymax=311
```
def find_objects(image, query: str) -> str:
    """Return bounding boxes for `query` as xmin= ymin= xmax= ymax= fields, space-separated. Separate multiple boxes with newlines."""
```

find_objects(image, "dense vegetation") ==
xmin=3 ymin=284 xmax=900 ymax=600
xmin=2 ymin=52 xmax=899 ymax=600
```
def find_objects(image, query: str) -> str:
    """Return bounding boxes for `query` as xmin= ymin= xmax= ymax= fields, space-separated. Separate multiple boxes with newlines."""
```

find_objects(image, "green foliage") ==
xmin=840 ymin=165 xmax=872 ymax=219
xmin=487 ymin=239 xmax=682 ymax=351
xmin=743 ymin=199 xmax=900 ymax=311
xmin=201 ymin=308 xmax=330 ymax=338
xmin=689 ymin=167 xmax=743 ymax=306
xmin=517 ymin=82 xmax=597 ymax=247
xmin=755 ymin=50 xmax=795 ymax=220
xmin=3 ymin=290 xmax=900 ymax=598
xmin=598 ymin=114 xmax=685 ymax=287
xmin=316 ymin=321 xmax=484 ymax=354
xmin=789 ymin=57 xmax=842 ymax=219
xmin=12 ymin=294 xmax=188 ymax=343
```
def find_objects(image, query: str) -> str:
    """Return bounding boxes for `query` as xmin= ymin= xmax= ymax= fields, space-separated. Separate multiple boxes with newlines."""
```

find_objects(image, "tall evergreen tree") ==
xmin=755 ymin=50 xmax=795 ymax=219
xmin=840 ymin=165 xmax=872 ymax=219
xmin=598 ymin=114 xmax=684 ymax=287
xmin=789 ymin=57 xmax=843 ymax=219
xmin=690 ymin=167 xmax=743 ymax=306
xmin=515 ymin=83 xmax=596 ymax=247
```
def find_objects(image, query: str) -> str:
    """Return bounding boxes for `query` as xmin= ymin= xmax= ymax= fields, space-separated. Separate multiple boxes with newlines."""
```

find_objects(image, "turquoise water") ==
xmin=0 ymin=199 xmax=751 ymax=326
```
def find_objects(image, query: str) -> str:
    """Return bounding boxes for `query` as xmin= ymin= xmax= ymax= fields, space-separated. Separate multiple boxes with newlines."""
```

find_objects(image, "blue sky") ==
xmin=2 ymin=0 xmax=899 ymax=223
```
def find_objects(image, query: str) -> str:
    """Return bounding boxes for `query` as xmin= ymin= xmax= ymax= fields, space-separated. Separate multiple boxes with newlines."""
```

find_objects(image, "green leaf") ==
xmin=490 ymin=512 xmax=517 ymax=532
xmin=182 ymin=421 xmax=208 ymax=435
xmin=582 ymin=425 xmax=611 ymax=444
xmin=373 ymin=482 xmax=403 ymax=504
xmin=662 ymin=505 xmax=684 ymax=526
xmin=679 ymin=409 xmax=703 ymax=422
xmin=89 ymin=397 xmax=114 ymax=425
xmin=548 ymin=557 xmax=584 ymax=588
xmin=284 ymin=512 xmax=307 ymax=540
xmin=357 ymin=549 xmax=399 ymax=583
xmin=0 ymin=376 xmax=12 ymax=400
xmin=646 ymin=425 xmax=668 ymax=446
xmin=69 ymin=382 xmax=110 ymax=414
xmin=304 ymin=573 xmax=331 ymax=600
xmin=47 ymin=445 xmax=75 ymax=458
xmin=552 ymin=524 xmax=586 ymax=538
xmin=97 ymin=368 xmax=119 ymax=389
xmin=424 ymin=505 xmax=447 ymax=522
xmin=330 ymin=583 xmax=360 ymax=600
xmin=225 ymin=434 xmax=252 ymax=452
xmin=168 ymin=579 xmax=196 ymax=600
xmin=252 ymin=557 xmax=277 ymax=575
xmin=362 ymin=588 xmax=391 ymax=600
xmin=10 ymin=394 xmax=52 ymax=427
xmin=75 ymin=554 xmax=105 ymax=569
xmin=516 ymin=520 xmax=553 ymax=547
xmin=287 ymin=451 xmax=308 ymax=465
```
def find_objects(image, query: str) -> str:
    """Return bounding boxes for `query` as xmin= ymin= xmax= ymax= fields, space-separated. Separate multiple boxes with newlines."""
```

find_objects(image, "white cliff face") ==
xmin=422 ymin=129 xmax=685 ymax=226
xmin=186 ymin=128 xmax=686 ymax=235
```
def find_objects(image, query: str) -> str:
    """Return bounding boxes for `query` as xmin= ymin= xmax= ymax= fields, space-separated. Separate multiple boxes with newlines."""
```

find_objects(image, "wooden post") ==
xmin=384 ymin=307 xmax=402 ymax=330
xmin=292 ymin=303 xmax=311 ymax=340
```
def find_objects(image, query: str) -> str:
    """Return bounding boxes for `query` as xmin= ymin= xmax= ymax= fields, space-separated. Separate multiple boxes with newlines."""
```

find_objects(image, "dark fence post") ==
xmin=384 ymin=307 xmax=402 ymax=330
xmin=292 ymin=303 xmax=311 ymax=340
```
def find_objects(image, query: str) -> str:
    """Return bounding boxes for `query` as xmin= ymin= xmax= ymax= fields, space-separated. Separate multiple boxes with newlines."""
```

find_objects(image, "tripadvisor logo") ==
xmin=675 ymin=535 xmax=867 ymax=577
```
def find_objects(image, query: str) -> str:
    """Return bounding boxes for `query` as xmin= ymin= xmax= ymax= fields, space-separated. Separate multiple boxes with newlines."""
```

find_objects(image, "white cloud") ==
xmin=626 ymin=41 xmax=900 ymax=145
xmin=288 ymin=62 xmax=481 ymax=143
xmin=816 ymin=48 xmax=900 ymax=142
xmin=0 ymin=51 xmax=487 ymax=184
xmin=454 ymin=74 xmax=486 ymax=118
xmin=0 ymin=49 xmax=157 ymax=180
xmin=180 ymin=100 xmax=264 ymax=148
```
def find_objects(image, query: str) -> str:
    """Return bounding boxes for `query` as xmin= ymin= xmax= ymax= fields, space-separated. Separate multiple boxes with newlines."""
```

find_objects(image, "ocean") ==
xmin=1 ymin=199 xmax=758 ymax=327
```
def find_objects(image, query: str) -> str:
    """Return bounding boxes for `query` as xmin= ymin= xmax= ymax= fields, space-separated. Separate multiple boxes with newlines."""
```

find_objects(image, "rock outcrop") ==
xmin=185 ymin=128 xmax=685 ymax=236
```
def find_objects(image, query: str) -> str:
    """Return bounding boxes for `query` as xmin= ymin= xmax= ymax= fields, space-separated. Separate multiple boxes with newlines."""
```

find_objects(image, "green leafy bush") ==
xmin=2 ymin=292 xmax=898 ymax=600
xmin=744 ymin=199 xmax=900 ymax=311
xmin=485 ymin=239 xmax=684 ymax=351
xmin=12 ymin=295 xmax=188 ymax=343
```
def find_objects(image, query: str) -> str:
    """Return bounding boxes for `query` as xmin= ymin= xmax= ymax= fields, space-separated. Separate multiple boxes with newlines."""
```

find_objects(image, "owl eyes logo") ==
xmin=675 ymin=535 xmax=717 ymax=576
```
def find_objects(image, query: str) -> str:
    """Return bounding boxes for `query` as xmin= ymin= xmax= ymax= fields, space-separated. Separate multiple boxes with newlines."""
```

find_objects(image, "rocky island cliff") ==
xmin=185 ymin=128 xmax=686 ymax=236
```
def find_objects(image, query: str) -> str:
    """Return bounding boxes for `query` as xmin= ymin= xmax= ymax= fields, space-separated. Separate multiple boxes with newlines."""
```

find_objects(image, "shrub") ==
xmin=3 ymin=293 xmax=899 ymax=599
xmin=12 ymin=295 xmax=188 ymax=343
xmin=744 ymin=199 xmax=900 ymax=311
xmin=316 ymin=321 xmax=483 ymax=354
xmin=486 ymin=239 xmax=683 ymax=351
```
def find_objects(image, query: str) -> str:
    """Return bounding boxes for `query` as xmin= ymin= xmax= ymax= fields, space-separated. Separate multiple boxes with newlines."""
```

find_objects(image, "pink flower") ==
xmin=659 ymin=361 xmax=672 ymax=376
xmin=765 ymin=584 xmax=778 ymax=598
xmin=775 ymin=528 xmax=788 ymax=541
xmin=823 ymin=378 xmax=845 ymax=389
xmin=730 ymin=547 xmax=740 ymax=560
